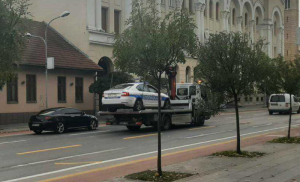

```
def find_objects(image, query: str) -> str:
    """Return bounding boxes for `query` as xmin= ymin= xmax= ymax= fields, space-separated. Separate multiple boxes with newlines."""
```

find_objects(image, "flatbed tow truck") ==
xmin=100 ymin=82 xmax=211 ymax=131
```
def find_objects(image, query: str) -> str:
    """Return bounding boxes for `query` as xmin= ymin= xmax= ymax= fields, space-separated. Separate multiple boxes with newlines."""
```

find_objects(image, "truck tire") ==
xmin=194 ymin=116 xmax=205 ymax=126
xmin=162 ymin=115 xmax=172 ymax=131
xmin=126 ymin=126 xmax=141 ymax=131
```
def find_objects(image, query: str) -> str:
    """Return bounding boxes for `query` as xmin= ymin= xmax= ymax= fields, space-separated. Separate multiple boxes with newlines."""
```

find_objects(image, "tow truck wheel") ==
xmin=126 ymin=126 xmax=141 ymax=131
xmin=162 ymin=115 xmax=172 ymax=131
xmin=163 ymin=100 xmax=171 ymax=109
xmin=133 ymin=100 xmax=144 ymax=111
xmin=195 ymin=116 xmax=205 ymax=126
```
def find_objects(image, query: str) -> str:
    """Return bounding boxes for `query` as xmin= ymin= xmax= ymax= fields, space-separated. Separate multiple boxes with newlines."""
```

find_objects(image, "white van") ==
xmin=268 ymin=94 xmax=300 ymax=115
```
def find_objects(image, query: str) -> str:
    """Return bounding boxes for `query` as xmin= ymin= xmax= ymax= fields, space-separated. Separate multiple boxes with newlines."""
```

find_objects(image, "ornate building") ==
xmin=28 ymin=0 xmax=284 ymax=106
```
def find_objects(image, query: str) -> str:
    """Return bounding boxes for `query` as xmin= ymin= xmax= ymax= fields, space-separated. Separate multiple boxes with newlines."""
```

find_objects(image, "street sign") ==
xmin=297 ymin=27 xmax=300 ymax=45
xmin=47 ymin=57 xmax=54 ymax=69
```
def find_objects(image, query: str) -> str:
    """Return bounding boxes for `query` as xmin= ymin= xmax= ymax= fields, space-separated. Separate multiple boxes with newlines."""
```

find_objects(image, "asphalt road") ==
xmin=1 ymin=109 xmax=300 ymax=182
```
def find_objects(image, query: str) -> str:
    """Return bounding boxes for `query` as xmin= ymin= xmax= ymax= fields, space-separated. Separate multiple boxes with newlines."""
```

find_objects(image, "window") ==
xmin=274 ymin=21 xmax=277 ymax=36
xmin=270 ymin=95 xmax=285 ymax=102
xmin=114 ymin=11 xmax=120 ymax=34
xmin=189 ymin=86 xmax=196 ymax=96
xmin=112 ymin=84 xmax=133 ymax=90
xmin=216 ymin=2 xmax=219 ymax=20
xmin=58 ymin=77 xmax=66 ymax=103
xmin=60 ymin=108 xmax=81 ymax=115
xmin=161 ymin=0 xmax=165 ymax=5
xmin=209 ymin=0 xmax=213 ymax=18
xmin=256 ymin=97 xmax=259 ymax=102
xmin=232 ymin=8 xmax=236 ymax=25
xmin=148 ymin=85 xmax=158 ymax=93
xmin=287 ymin=33 xmax=289 ymax=39
xmin=256 ymin=16 xmax=259 ymax=25
xmin=136 ymin=84 xmax=149 ymax=92
xmin=261 ymin=97 xmax=264 ymax=102
xmin=169 ymin=0 xmax=174 ymax=7
xmin=238 ymin=98 xmax=241 ymax=102
xmin=287 ymin=16 xmax=289 ymax=22
xmin=285 ymin=0 xmax=290 ymax=9
xmin=189 ymin=0 xmax=194 ymax=13
xmin=102 ymin=8 xmax=108 ymax=32
xmin=177 ymin=88 xmax=188 ymax=96
xmin=186 ymin=67 xmax=191 ymax=83
xmin=7 ymin=76 xmax=18 ymax=103
xmin=75 ymin=77 xmax=83 ymax=103
xmin=26 ymin=75 xmax=36 ymax=103
xmin=287 ymin=50 xmax=289 ymax=56
xmin=245 ymin=97 xmax=248 ymax=102
xmin=250 ymin=97 xmax=253 ymax=102
xmin=245 ymin=13 xmax=248 ymax=27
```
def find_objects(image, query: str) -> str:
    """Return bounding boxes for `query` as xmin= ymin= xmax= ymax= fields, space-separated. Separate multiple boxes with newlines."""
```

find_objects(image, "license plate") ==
xmin=119 ymin=122 xmax=127 ymax=125
xmin=108 ymin=94 xmax=119 ymax=98
xmin=32 ymin=124 xmax=40 ymax=127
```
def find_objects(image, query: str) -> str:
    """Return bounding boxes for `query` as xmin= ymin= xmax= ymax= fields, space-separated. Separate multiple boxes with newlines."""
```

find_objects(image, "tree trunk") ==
xmin=157 ymin=74 xmax=163 ymax=176
xmin=288 ymin=93 xmax=292 ymax=138
xmin=234 ymin=94 xmax=241 ymax=154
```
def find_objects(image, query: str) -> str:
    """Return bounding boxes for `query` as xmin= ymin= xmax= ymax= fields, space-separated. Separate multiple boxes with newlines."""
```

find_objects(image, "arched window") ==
xmin=216 ymin=2 xmax=219 ymax=20
xmin=209 ymin=0 xmax=213 ymax=19
xmin=256 ymin=16 xmax=259 ymax=25
xmin=245 ymin=13 xmax=248 ymax=27
xmin=274 ymin=21 xmax=277 ymax=36
xmin=204 ymin=0 xmax=207 ymax=16
xmin=232 ymin=9 xmax=236 ymax=25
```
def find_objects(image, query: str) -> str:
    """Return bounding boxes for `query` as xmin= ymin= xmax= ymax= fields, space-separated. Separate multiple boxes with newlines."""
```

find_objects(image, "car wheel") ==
xmin=126 ymin=125 xmax=141 ymax=131
xmin=194 ymin=116 xmax=205 ymax=126
xmin=133 ymin=100 xmax=144 ymax=111
xmin=33 ymin=130 xmax=43 ymax=134
xmin=269 ymin=111 xmax=273 ymax=115
xmin=88 ymin=119 xmax=98 ymax=130
xmin=161 ymin=115 xmax=172 ymax=131
xmin=163 ymin=100 xmax=171 ymax=110
xmin=55 ymin=122 xmax=65 ymax=134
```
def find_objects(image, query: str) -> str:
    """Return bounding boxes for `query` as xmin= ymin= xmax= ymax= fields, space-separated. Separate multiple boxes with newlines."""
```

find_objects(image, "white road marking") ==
xmin=69 ymin=130 xmax=111 ymax=136
xmin=184 ymin=130 xmax=234 ymax=139
xmin=0 ymin=140 xmax=26 ymax=145
xmin=252 ymin=123 xmax=273 ymax=128
xmin=9 ymin=148 xmax=123 ymax=169
xmin=4 ymin=124 xmax=300 ymax=182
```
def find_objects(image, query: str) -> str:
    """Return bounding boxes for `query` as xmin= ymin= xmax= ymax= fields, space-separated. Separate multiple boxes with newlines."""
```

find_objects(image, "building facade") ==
xmin=0 ymin=21 xmax=101 ymax=125
xmin=284 ymin=0 xmax=299 ymax=61
xmin=28 ymin=0 xmax=285 ymax=82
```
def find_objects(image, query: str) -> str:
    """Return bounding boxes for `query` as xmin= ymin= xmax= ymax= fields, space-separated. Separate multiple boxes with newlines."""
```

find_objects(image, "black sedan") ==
xmin=29 ymin=108 xmax=98 ymax=134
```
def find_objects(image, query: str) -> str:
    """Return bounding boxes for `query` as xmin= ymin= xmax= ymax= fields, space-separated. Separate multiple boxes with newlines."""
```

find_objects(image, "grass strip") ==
xmin=125 ymin=170 xmax=194 ymax=182
xmin=212 ymin=150 xmax=265 ymax=158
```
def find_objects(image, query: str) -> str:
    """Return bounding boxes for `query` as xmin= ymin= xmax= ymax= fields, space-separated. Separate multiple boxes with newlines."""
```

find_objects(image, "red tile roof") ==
xmin=21 ymin=21 xmax=102 ymax=71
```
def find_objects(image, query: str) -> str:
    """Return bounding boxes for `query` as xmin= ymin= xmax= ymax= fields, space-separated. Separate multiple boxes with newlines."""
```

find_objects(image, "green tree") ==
xmin=0 ymin=0 xmax=31 ymax=88
xmin=89 ymin=72 xmax=134 ymax=109
xmin=271 ymin=57 xmax=300 ymax=138
xmin=113 ymin=0 xmax=197 ymax=176
xmin=195 ymin=32 xmax=267 ymax=154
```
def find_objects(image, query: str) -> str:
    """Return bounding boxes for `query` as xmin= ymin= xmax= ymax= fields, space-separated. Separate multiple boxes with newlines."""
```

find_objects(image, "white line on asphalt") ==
xmin=9 ymin=148 xmax=123 ymax=169
xmin=0 ymin=140 xmax=26 ymax=145
xmin=184 ymin=130 xmax=234 ymax=139
xmin=4 ymin=124 xmax=300 ymax=182
xmin=252 ymin=123 xmax=273 ymax=128
xmin=69 ymin=130 xmax=111 ymax=136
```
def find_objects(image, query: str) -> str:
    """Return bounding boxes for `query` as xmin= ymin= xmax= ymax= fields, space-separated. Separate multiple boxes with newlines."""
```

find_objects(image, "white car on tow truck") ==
xmin=102 ymin=83 xmax=171 ymax=112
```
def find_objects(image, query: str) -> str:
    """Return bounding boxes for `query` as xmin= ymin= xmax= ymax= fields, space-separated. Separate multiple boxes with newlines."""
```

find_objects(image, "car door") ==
xmin=66 ymin=108 xmax=87 ymax=127
xmin=136 ymin=84 xmax=148 ymax=107
xmin=292 ymin=96 xmax=299 ymax=112
xmin=147 ymin=85 xmax=159 ymax=107
xmin=59 ymin=109 xmax=74 ymax=128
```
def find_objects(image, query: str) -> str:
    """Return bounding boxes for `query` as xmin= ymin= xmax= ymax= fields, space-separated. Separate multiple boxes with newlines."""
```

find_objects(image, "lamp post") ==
xmin=26 ymin=11 xmax=70 ymax=109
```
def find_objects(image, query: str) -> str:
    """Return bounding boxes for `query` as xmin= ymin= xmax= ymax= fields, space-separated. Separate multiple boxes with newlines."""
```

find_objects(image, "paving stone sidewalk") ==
xmin=112 ymin=141 xmax=300 ymax=182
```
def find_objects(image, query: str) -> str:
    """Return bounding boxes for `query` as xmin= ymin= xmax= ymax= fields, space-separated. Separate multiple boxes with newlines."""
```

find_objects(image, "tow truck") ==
xmin=99 ymin=69 xmax=211 ymax=131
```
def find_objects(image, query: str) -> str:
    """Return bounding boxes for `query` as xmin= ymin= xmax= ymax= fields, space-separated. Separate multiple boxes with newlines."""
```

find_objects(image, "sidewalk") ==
xmin=220 ymin=104 xmax=267 ymax=113
xmin=110 ymin=129 xmax=300 ymax=182
xmin=0 ymin=116 xmax=108 ymax=134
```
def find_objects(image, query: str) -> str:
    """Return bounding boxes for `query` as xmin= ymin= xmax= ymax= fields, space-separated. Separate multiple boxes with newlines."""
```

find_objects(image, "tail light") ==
xmin=45 ymin=117 xmax=52 ymax=120
xmin=121 ymin=92 xmax=130 ymax=97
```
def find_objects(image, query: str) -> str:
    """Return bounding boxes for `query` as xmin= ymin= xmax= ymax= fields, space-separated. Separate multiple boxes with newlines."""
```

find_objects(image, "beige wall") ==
xmin=0 ymin=66 xmax=95 ymax=114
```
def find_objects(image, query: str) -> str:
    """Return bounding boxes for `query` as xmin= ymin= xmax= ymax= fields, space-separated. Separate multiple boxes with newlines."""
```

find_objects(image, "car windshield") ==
xmin=270 ymin=95 xmax=285 ymax=102
xmin=111 ymin=84 xmax=133 ymax=90
xmin=177 ymin=88 xmax=188 ymax=96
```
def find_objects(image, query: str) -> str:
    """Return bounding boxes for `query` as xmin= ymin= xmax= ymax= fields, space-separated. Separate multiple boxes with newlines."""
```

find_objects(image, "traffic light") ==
xmin=197 ymin=80 xmax=202 ymax=84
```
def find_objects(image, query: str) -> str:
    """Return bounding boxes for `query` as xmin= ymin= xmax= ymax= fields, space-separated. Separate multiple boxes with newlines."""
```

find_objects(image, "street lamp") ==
xmin=26 ymin=11 xmax=70 ymax=109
